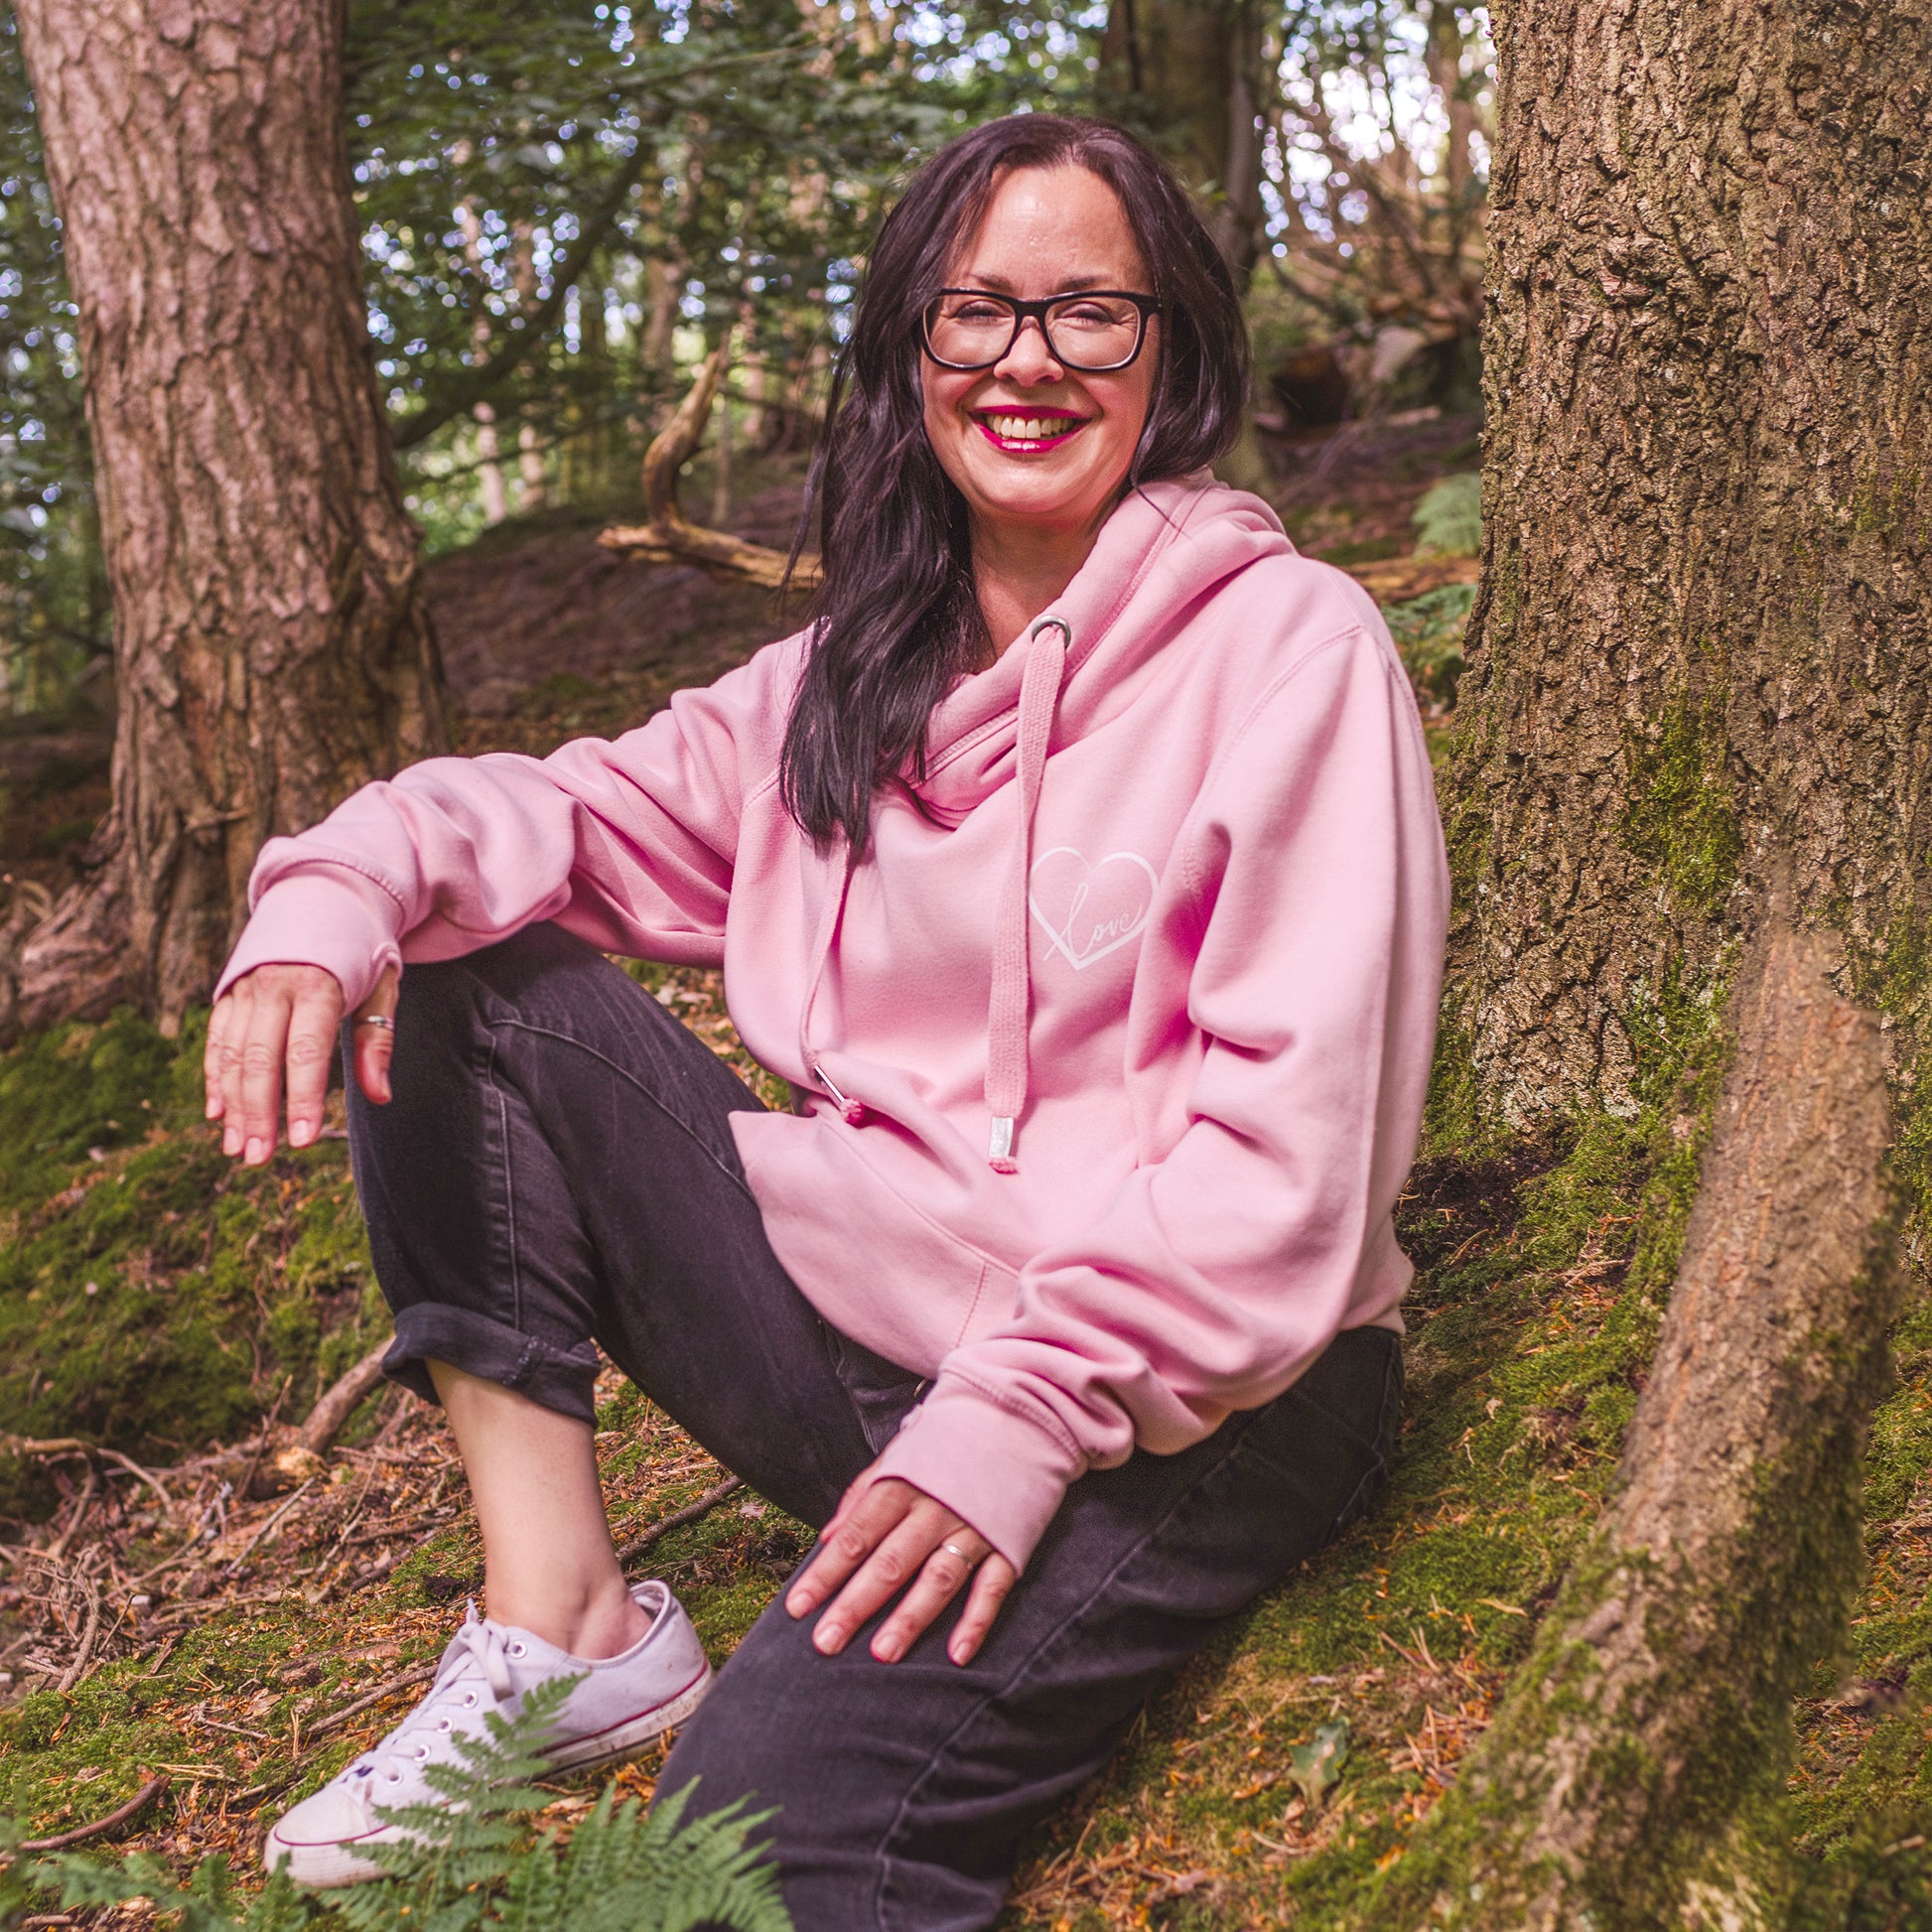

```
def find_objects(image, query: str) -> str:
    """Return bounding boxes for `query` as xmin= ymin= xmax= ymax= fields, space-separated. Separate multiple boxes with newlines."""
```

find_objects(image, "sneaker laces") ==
xmin=354 ymin=1602 xmax=518 ymax=1787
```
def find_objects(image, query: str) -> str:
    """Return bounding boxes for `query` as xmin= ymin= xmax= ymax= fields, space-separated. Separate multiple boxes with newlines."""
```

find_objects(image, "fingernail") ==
xmin=289 ymin=1119 xmax=314 ymax=1148
xmin=205 ymin=1098 xmax=219 ymax=1120
xmin=813 ymin=1624 xmax=842 ymax=1654
xmin=222 ymin=1127 xmax=241 ymax=1156
xmin=873 ymin=1636 xmax=902 ymax=1664
xmin=244 ymin=1137 xmax=266 ymax=1165
xmin=949 ymin=1642 xmax=968 ymax=1665
xmin=785 ymin=1591 xmax=809 ymax=1617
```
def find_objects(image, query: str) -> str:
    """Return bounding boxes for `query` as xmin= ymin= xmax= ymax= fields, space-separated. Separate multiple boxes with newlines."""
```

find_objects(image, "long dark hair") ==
xmin=779 ymin=113 xmax=1251 ymax=856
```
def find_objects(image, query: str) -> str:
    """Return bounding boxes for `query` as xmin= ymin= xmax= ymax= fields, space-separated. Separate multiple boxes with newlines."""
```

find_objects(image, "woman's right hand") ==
xmin=205 ymin=963 xmax=400 ymax=1166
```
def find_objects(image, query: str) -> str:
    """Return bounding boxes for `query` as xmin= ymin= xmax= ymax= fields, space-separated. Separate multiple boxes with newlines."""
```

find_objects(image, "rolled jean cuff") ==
xmin=384 ymin=1304 xmax=601 ymax=1425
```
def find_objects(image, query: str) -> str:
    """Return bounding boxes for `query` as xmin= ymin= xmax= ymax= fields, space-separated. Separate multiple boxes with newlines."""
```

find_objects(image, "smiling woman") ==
xmin=203 ymin=113 xmax=1448 ymax=1928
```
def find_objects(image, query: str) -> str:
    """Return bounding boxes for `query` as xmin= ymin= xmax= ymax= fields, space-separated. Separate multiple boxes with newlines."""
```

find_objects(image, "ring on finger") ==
xmin=354 ymin=1014 xmax=394 ymax=1031
xmin=939 ymin=1539 xmax=976 ymax=1563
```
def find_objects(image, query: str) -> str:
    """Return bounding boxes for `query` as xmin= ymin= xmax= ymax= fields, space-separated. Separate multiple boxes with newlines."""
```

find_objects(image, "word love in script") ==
xmin=1028 ymin=846 xmax=1158 ymax=970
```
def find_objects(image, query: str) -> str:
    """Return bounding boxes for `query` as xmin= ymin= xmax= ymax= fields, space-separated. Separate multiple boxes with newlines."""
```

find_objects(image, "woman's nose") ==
xmin=993 ymin=315 xmax=1062 ymax=383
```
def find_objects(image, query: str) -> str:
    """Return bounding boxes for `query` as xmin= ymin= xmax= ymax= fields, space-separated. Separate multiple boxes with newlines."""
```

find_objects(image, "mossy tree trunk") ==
xmin=1445 ymin=0 xmax=1932 ymax=1128
xmin=1402 ymin=0 xmax=1931 ymax=1917
xmin=1377 ymin=914 xmax=1896 ymax=1927
xmin=3 ymin=0 xmax=446 ymax=1039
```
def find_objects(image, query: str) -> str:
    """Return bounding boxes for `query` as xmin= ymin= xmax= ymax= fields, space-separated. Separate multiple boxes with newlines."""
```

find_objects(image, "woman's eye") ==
xmin=950 ymin=301 xmax=1008 ymax=323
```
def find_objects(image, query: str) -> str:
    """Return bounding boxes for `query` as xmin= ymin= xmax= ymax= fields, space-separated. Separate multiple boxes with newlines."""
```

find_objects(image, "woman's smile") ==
xmin=971 ymin=405 xmax=1091 ymax=453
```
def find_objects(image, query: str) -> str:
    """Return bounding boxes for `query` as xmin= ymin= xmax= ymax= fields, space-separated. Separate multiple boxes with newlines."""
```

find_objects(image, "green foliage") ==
xmin=0 ymin=7 xmax=107 ymax=714
xmin=1411 ymin=472 xmax=1482 ymax=558
xmin=11 ymin=1680 xmax=791 ymax=1931
xmin=1384 ymin=581 xmax=1474 ymax=712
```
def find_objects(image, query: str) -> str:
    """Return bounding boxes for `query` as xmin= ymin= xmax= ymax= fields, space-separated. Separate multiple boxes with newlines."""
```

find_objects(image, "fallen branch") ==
xmin=600 ymin=346 xmax=820 ymax=592
xmin=19 ymin=1773 xmax=169 ymax=1853
xmin=298 ymin=1340 xmax=394 ymax=1457
xmin=617 ymin=1474 xmax=745 ymax=1566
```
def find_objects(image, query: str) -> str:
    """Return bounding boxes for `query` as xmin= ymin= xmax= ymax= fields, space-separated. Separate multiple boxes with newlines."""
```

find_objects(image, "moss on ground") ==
xmin=0 ymin=1013 xmax=382 ymax=1515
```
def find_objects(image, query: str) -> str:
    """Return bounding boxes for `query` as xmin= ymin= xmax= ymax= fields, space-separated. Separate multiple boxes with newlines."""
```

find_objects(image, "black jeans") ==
xmin=345 ymin=924 xmax=1403 ymax=1932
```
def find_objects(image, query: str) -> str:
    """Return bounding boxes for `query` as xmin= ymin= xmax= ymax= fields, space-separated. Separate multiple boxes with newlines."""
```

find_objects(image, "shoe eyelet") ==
xmin=438 ymin=1718 xmax=453 ymax=1731
xmin=385 ymin=1772 xmax=402 ymax=1783
xmin=464 ymin=1692 xmax=478 ymax=1706
xmin=508 ymin=1642 xmax=526 ymax=1657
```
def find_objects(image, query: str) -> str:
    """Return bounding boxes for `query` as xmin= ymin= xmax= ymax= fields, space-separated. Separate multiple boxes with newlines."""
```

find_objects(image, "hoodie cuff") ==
xmin=211 ymin=868 xmax=405 ymax=1011
xmin=866 ymin=1373 xmax=1085 ymax=1573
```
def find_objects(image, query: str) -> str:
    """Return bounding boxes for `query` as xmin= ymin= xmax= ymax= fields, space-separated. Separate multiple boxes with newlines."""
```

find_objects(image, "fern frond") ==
xmin=494 ymin=1780 xmax=792 ymax=1932
xmin=1411 ymin=472 xmax=1481 ymax=557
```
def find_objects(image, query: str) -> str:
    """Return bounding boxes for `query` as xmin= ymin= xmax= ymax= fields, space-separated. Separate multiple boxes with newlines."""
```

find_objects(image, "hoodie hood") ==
xmin=911 ymin=479 xmax=1294 ymax=822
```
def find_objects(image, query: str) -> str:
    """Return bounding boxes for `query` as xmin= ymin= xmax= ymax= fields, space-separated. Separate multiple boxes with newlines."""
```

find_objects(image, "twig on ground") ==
xmin=224 ymin=1478 xmax=316 ymax=1576
xmin=298 ymin=1339 xmax=393 ymax=1456
xmin=307 ymin=1663 xmax=440 ymax=1738
xmin=54 ymin=1575 xmax=100 ymax=1693
xmin=617 ymin=1475 xmax=745 ymax=1565
xmin=19 ymin=1772 xmax=169 ymax=1852
xmin=44 ymin=1465 xmax=98 ymax=1564
xmin=233 ymin=1375 xmax=292 ymax=1501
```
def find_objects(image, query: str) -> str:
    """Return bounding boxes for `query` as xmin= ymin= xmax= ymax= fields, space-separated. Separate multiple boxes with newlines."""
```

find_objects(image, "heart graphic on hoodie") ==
xmin=1029 ymin=847 xmax=1159 ymax=971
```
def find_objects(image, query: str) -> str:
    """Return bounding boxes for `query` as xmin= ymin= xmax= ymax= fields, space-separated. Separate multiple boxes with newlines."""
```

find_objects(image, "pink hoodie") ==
xmin=216 ymin=479 xmax=1449 ymax=1570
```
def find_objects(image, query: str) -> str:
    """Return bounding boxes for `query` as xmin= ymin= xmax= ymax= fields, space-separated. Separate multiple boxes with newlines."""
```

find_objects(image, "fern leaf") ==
xmin=1411 ymin=472 xmax=1481 ymax=558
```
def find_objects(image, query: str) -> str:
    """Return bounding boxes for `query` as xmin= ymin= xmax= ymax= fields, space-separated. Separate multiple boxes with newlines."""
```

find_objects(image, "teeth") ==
xmin=985 ymin=414 xmax=1079 ymax=441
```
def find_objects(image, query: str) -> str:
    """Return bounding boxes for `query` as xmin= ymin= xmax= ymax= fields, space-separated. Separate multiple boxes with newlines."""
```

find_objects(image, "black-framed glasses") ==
xmin=920 ymin=288 xmax=1163 ymax=373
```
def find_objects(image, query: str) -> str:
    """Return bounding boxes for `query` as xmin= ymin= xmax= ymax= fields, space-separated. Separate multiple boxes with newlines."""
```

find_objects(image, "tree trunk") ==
xmin=1444 ymin=0 xmax=1932 ymax=1129
xmin=1099 ymin=0 xmax=1264 ymax=278
xmin=6 ymin=0 xmax=445 ymax=1037
xmin=1376 ymin=910 xmax=1897 ymax=1927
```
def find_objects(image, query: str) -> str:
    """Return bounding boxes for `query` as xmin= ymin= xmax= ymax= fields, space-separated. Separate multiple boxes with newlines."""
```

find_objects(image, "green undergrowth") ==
xmin=0 ymin=1011 xmax=382 ymax=1511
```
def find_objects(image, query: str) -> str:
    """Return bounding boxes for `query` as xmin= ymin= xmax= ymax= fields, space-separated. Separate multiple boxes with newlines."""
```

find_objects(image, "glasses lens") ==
xmin=926 ymin=293 xmax=1018 ymax=367
xmin=1043 ymin=295 xmax=1144 ymax=369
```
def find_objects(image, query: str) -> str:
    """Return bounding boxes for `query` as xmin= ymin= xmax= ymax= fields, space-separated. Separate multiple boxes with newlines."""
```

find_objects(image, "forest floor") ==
xmin=3 ymin=416 xmax=1931 ymax=1930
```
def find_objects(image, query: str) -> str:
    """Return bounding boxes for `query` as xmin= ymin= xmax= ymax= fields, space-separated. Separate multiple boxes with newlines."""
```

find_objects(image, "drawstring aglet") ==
xmin=815 ymin=1063 xmax=870 ymax=1128
xmin=988 ymin=1116 xmax=1018 ymax=1174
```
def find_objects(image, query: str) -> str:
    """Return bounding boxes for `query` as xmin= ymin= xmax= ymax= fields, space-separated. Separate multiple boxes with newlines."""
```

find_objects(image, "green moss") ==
xmin=1618 ymin=685 xmax=1740 ymax=918
xmin=0 ymin=1011 xmax=379 ymax=1502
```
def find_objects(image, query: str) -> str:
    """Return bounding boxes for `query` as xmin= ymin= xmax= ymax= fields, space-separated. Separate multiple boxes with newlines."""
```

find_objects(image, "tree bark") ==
xmin=1444 ymin=0 xmax=1932 ymax=1125
xmin=6 ymin=0 xmax=445 ymax=1037
xmin=1098 ymin=0 xmax=1268 ymax=285
xmin=1377 ymin=909 xmax=1897 ymax=1927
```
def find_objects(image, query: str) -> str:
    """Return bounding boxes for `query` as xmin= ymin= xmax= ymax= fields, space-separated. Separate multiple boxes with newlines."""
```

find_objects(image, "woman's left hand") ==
xmin=785 ymin=1471 xmax=1017 ymax=1666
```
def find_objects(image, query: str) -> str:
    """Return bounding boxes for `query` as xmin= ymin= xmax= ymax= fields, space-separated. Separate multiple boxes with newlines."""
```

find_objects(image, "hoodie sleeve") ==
xmin=869 ymin=624 xmax=1449 ymax=1570
xmin=212 ymin=639 xmax=797 ymax=1010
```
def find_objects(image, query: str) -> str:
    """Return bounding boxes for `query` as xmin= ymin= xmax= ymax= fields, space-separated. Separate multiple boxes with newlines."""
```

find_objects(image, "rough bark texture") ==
xmin=5 ymin=0 xmax=445 ymax=1036
xmin=1446 ymin=0 xmax=1932 ymax=1125
xmin=1378 ymin=913 xmax=1897 ymax=1928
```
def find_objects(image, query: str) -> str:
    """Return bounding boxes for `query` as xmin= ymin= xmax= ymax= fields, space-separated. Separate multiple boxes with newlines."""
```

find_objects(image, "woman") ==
xmin=206 ymin=113 xmax=1448 ymax=1927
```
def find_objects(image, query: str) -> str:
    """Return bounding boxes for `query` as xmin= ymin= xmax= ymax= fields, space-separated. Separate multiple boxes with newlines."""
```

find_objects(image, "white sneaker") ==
xmin=265 ymin=1580 xmax=711 ymax=1888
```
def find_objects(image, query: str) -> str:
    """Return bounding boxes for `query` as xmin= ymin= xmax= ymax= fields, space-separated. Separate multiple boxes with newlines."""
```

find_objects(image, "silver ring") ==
xmin=940 ymin=1540 xmax=975 ymax=1563
xmin=354 ymin=1013 xmax=394 ymax=1031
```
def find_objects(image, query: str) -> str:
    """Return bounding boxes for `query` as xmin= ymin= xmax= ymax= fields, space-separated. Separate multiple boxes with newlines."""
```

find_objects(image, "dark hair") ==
xmin=779 ymin=113 xmax=1251 ymax=856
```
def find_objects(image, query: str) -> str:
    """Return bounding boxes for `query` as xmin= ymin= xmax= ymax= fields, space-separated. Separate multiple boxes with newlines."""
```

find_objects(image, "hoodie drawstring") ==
xmin=799 ymin=838 xmax=866 ymax=1125
xmin=797 ymin=616 xmax=1072 ymax=1167
xmin=985 ymin=616 xmax=1070 ymax=1173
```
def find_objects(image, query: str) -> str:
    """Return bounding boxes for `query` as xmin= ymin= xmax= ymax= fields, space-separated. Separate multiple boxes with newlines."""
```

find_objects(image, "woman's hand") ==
xmin=204 ymin=963 xmax=400 ymax=1165
xmin=785 ymin=1469 xmax=1017 ymax=1666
